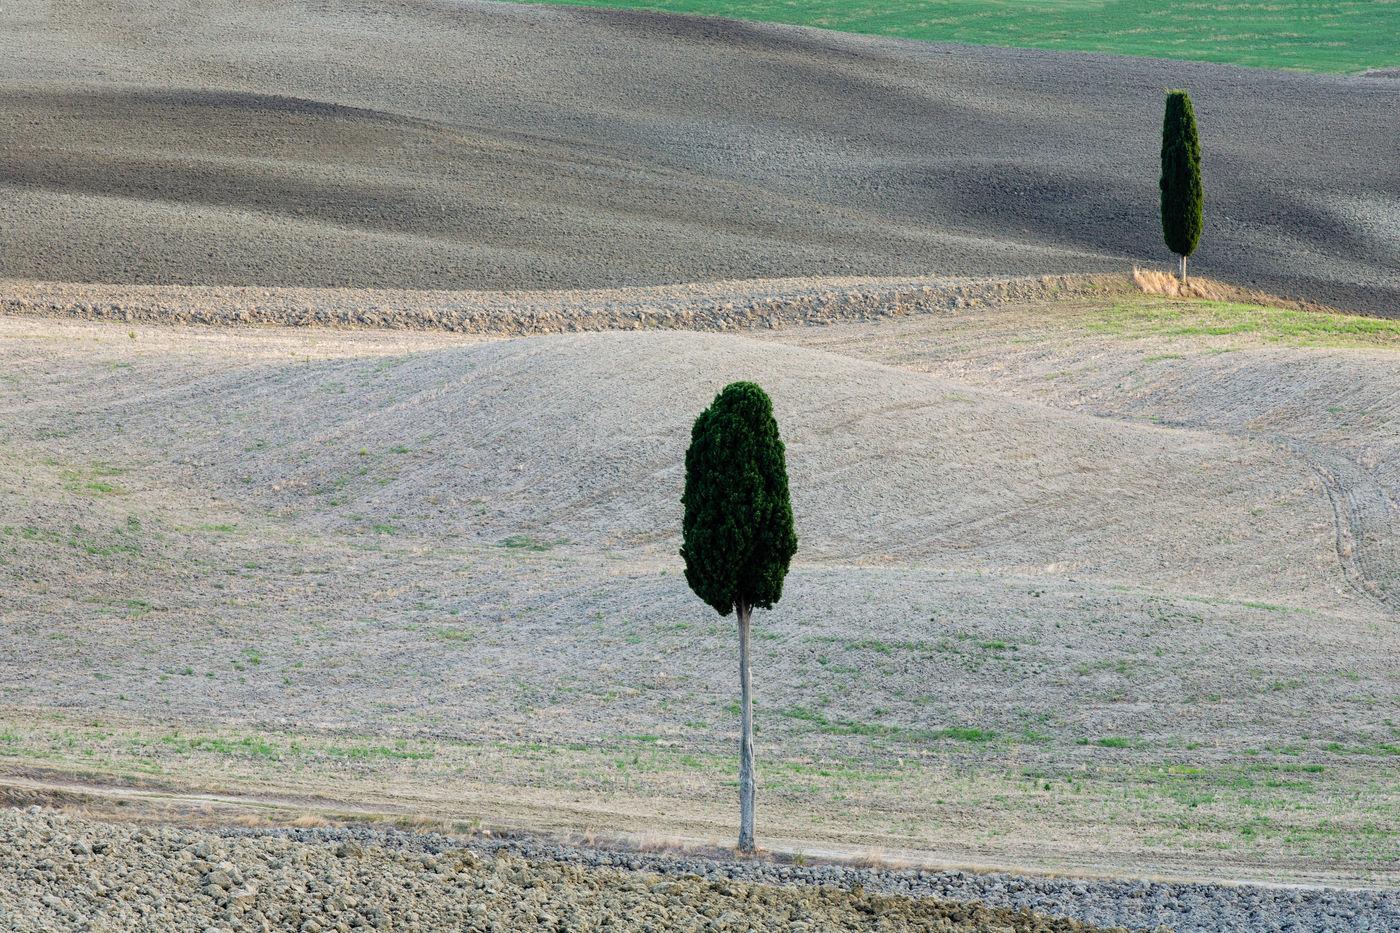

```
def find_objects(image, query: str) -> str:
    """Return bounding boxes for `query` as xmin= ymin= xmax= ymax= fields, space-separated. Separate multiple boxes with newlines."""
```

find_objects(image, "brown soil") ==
xmin=3 ymin=808 xmax=1140 ymax=933
xmin=1 ymin=0 xmax=1397 ymax=313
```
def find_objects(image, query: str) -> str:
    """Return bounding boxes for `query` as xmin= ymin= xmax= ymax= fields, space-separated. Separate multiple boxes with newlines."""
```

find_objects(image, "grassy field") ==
xmin=4 ymin=711 xmax=1399 ymax=878
xmin=1084 ymin=297 xmax=1400 ymax=347
xmin=516 ymin=0 xmax=1400 ymax=74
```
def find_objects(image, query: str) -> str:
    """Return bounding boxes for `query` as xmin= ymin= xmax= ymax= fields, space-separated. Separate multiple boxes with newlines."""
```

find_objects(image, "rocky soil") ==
xmin=3 ymin=0 xmax=1398 ymax=314
xmin=6 ymin=807 xmax=1400 ymax=933
xmin=1 ymin=807 xmax=1141 ymax=933
xmin=242 ymin=822 xmax=1400 ymax=933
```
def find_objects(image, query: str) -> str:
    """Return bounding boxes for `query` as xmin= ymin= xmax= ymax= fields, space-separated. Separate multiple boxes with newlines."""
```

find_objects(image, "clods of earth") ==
xmin=1 ymin=807 xmax=1139 ymax=933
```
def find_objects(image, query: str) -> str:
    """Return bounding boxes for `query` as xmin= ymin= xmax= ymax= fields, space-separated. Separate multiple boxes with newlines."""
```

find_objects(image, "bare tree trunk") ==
xmin=737 ymin=600 xmax=756 ymax=853
xmin=1179 ymin=253 xmax=1187 ymax=285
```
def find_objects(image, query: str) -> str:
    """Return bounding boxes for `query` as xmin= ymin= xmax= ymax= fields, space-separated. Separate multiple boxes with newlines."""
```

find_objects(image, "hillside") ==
xmin=2 ymin=0 xmax=1397 ymax=313
xmin=512 ymin=0 xmax=1400 ymax=74
xmin=2 ymin=283 xmax=1397 ymax=889
xmin=4 ymin=1 xmax=1400 ymax=929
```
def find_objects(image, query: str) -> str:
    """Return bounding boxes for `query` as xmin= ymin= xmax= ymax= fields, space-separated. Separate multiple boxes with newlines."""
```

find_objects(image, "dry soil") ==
xmin=1 ymin=277 xmax=1397 ymax=890
xmin=1 ymin=0 xmax=1397 ymax=312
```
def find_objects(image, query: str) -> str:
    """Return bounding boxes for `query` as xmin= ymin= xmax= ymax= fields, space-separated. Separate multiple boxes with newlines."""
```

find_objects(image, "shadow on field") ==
xmin=0 ymin=0 xmax=1396 ymax=309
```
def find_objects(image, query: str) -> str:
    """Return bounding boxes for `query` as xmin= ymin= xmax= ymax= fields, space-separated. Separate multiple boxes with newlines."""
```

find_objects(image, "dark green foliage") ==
xmin=1160 ymin=89 xmax=1203 ymax=261
xmin=680 ymin=382 xmax=797 ymax=616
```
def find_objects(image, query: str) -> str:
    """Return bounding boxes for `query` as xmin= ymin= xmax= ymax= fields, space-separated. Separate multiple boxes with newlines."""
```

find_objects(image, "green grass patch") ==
xmin=495 ymin=535 xmax=569 ymax=552
xmin=323 ymin=742 xmax=435 ymax=761
xmin=1093 ymin=736 xmax=1142 ymax=748
xmin=1086 ymin=297 xmax=1400 ymax=348
xmin=1325 ymin=741 xmax=1400 ymax=757
xmin=777 ymin=706 xmax=995 ymax=744
xmin=60 ymin=463 xmax=130 ymax=497
xmin=510 ymin=0 xmax=1400 ymax=74
xmin=161 ymin=734 xmax=279 ymax=758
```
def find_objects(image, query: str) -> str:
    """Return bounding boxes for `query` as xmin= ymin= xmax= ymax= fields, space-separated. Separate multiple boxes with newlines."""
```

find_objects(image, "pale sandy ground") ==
xmin=1 ymin=279 xmax=1397 ymax=888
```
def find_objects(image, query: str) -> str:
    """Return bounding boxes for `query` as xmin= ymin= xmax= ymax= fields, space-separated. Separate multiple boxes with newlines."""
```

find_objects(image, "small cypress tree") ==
xmin=1160 ymin=89 xmax=1203 ymax=283
xmin=680 ymin=381 xmax=797 ymax=853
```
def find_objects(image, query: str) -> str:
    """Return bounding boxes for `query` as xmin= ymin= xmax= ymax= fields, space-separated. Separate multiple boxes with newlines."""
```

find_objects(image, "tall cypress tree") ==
xmin=1160 ymin=89 xmax=1203 ymax=283
xmin=680 ymin=381 xmax=797 ymax=853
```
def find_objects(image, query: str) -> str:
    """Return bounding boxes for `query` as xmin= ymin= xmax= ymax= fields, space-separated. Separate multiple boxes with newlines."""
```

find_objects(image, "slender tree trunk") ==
xmin=1179 ymin=253 xmax=1187 ymax=285
xmin=737 ymin=600 xmax=756 ymax=853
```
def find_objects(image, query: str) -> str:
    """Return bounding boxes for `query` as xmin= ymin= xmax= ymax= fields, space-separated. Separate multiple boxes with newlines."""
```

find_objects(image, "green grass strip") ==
xmin=1086 ymin=297 xmax=1400 ymax=348
xmin=512 ymin=0 xmax=1400 ymax=75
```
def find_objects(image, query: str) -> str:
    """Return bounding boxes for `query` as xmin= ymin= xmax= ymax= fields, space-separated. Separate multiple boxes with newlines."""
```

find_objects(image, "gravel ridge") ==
xmin=0 ymin=273 xmax=1127 ymax=335
xmin=212 ymin=822 xmax=1400 ymax=933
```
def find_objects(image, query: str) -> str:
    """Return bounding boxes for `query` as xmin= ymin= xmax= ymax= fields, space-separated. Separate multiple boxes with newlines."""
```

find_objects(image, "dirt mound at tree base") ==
xmin=1130 ymin=267 xmax=1356 ymax=314
xmin=1131 ymin=267 xmax=1228 ymax=301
